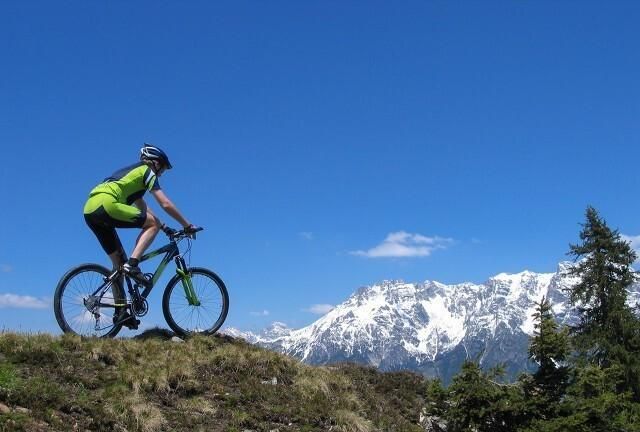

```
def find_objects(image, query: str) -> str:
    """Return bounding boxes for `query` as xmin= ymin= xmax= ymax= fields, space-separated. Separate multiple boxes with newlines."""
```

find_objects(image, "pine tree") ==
xmin=446 ymin=360 xmax=496 ymax=432
xmin=445 ymin=360 xmax=524 ymax=432
xmin=523 ymin=365 xmax=640 ymax=432
xmin=528 ymin=296 xmax=570 ymax=410
xmin=566 ymin=206 xmax=640 ymax=398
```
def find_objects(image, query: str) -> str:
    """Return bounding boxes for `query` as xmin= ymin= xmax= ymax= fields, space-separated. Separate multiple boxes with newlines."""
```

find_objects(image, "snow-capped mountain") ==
xmin=227 ymin=262 xmax=639 ymax=383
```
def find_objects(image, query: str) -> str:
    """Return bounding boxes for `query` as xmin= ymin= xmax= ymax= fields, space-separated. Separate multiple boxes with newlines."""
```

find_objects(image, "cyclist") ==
xmin=83 ymin=143 xmax=198 ymax=289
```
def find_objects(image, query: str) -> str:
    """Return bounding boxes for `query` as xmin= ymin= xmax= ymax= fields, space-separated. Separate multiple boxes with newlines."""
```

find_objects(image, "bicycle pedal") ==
xmin=133 ymin=274 xmax=153 ymax=288
xmin=124 ymin=318 xmax=141 ymax=330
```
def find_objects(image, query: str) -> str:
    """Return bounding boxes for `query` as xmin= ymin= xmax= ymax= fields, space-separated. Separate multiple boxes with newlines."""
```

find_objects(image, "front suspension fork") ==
xmin=175 ymin=256 xmax=200 ymax=306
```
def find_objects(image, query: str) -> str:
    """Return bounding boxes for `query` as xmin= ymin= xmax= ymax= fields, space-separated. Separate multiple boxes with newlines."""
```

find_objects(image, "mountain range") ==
xmin=226 ymin=262 xmax=640 ymax=384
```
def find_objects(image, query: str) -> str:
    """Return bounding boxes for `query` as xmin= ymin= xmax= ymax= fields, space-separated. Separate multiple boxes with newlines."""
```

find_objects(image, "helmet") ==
xmin=140 ymin=143 xmax=172 ymax=169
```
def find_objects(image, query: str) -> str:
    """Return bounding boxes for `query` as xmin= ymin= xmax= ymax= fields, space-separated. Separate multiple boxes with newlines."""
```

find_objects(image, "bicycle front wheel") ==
xmin=162 ymin=267 xmax=229 ymax=336
xmin=54 ymin=263 xmax=126 ymax=338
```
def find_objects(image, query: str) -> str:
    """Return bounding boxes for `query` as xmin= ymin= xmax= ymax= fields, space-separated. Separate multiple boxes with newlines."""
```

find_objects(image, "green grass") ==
xmin=0 ymin=362 xmax=20 ymax=396
xmin=0 ymin=331 xmax=432 ymax=431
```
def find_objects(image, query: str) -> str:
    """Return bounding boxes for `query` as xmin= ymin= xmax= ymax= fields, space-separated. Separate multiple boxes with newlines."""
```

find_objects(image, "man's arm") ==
xmin=150 ymin=189 xmax=191 ymax=228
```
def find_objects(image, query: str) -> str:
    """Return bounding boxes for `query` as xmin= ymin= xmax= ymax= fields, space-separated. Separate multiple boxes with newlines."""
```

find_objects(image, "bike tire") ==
xmin=162 ymin=267 xmax=229 ymax=336
xmin=54 ymin=263 xmax=126 ymax=338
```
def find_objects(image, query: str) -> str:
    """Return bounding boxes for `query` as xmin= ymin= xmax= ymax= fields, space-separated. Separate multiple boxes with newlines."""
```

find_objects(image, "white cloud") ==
xmin=299 ymin=232 xmax=314 ymax=241
xmin=250 ymin=310 xmax=270 ymax=317
xmin=0 ymin=293 xmax=50 ymax=309
xmin=350 ymin=231 xmax=454 ymax=258
xmin=0 ymin=264 xmax=12 ymax=273
xmin=303 ymin=304 xmax=334 ymax=315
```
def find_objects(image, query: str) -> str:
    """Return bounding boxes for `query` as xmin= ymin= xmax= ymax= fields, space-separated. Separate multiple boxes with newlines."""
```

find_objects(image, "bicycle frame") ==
xmin=92 ymin=238 xmax=201 ymax=309
xmin=138 ymin=242 xmax=180 ymax=297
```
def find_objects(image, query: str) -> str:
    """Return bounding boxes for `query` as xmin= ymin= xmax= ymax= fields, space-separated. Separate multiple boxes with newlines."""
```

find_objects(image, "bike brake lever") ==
xmin=186 ymin=227 xmax=203 ymax=239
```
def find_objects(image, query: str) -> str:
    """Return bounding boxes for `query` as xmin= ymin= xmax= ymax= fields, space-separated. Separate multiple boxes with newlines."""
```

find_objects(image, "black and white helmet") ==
xmin=140 ymin=143 xmax=172 ymax=169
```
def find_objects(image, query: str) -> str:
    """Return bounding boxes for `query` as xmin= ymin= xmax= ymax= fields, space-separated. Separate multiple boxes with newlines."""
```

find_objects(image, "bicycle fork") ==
xmin=175 ymin=256 xmax=201 ymax=306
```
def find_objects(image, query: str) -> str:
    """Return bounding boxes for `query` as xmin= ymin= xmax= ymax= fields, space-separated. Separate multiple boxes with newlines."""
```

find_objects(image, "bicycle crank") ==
xmin=132 ymin=298 xmax=149 ymax=317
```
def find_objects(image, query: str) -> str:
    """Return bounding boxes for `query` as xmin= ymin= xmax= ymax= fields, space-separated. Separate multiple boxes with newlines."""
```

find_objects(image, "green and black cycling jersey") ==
xmin=83 ymin=162 xmax=161 ymax=255
xmin=88 ymin=162 xmax=161 ymax=205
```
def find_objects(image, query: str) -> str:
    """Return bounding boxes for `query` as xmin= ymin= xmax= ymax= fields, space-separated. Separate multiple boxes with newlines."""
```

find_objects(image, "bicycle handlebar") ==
xmin=163 ymin=225 xmax=204 ymax=241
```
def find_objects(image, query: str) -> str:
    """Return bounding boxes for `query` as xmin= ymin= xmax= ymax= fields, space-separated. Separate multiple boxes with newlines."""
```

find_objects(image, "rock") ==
xmin=171 ymin=336 xmax=184 ymax=343
xmin=420 ymin=414 xmax=447 ymax=432
xmin=14 ymin=406 xmax=30 ymax=414
xmin=134 ymin=327 xmax=175 ymax=340
xmin=0 ymin=403 xmax=10 ymax=414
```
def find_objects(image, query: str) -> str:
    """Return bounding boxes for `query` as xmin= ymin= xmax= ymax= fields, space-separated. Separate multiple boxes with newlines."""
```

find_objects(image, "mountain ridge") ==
xmin=226 ymin=262 xmax=640 ymax=383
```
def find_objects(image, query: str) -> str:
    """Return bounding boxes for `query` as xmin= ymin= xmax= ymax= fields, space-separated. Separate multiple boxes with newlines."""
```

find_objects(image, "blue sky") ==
xmin=1 ymin=1 xmax=640 ymax=334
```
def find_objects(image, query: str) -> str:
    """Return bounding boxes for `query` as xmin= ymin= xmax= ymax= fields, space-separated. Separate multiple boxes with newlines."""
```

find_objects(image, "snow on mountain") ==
xmin=224 ymin=321 xmax=291 ymax=344
xmin=224 ymin=262 xmax=640 ymax=383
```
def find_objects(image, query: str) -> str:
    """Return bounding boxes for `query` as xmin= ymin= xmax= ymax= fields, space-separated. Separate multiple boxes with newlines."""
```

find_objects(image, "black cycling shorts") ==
xmin=84 ymin=204 xmax=147 ymax=256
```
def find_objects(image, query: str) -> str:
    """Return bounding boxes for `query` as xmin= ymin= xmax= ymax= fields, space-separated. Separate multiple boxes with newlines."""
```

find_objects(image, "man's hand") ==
xmin=184 ymin=224 xmax=199 ymax=233
xmin=184 ymin=224 xmax=202 ymax=238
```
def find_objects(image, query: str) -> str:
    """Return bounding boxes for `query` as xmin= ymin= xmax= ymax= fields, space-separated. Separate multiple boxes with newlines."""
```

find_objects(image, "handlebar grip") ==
xmin=162 ymin=225 xmax=203 ymax=238
xmin=184 ymin=226 xmax=203 ymax=239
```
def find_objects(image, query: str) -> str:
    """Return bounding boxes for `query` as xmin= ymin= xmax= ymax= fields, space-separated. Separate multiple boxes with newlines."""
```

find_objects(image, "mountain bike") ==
xmin=54 ymin=226 xmax=229 ymax=338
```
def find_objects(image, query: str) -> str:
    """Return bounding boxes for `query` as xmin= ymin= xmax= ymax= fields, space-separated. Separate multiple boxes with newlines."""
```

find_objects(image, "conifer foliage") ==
xmin=527 ymin=296 xmax=570 ymax=413
xmin=566 ymin=206 xmax=640 ymax=397
xmin=444 ymin=361 xmax=524 ymax=432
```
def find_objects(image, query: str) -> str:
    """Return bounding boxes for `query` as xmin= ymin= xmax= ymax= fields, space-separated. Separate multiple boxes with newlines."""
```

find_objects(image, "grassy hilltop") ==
xmin=0 ymin=331 xmax=430 ymax=432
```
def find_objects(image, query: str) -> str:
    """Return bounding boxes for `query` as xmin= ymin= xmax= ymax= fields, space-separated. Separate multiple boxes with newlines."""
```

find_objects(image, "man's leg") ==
xmin=105 ymin=201 xmax=157 ymax=287
xmin=130 ymin=212 xmax=161 ymax=260
xmin=108 ymin=246 xmax=127 ymax=270
xmin=85 ymin=211 xmax=126 ymax=271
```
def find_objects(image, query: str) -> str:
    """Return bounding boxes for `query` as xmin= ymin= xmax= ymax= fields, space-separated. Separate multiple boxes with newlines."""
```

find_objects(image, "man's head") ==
xmin=140 ymin=143 xmax=172 ymax=174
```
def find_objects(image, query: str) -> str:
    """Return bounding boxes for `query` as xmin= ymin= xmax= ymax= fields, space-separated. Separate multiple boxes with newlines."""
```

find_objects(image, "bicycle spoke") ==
xmin=55 ymin=266 xmax=125 ymax=338
xmin=164 ymin=270 xmax=228 ymax=334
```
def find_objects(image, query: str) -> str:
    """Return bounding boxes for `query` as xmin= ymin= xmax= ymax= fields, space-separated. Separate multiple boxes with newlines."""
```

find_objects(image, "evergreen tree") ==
xmin=445 ymin=360 xmax=524 ymax=432
xmin=424 ymin=378 xmax=448 ymax=416
xmin=527 ymin=296 xmax=570 ymax=412
xmin=522 ymin=365 xmax=640 ymax=432
xmin=566 ymin=206 xmax=640 ymax=398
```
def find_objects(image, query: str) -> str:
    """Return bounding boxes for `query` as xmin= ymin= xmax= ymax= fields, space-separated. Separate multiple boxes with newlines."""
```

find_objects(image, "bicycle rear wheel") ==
xmin=162 ymin=267 xmax=229 ymax=336
xmin=54 ymin=263 xmax=126 ymax=338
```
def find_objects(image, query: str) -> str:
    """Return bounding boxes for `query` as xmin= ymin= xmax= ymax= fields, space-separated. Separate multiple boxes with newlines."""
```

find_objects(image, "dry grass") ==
xmin=0 ymin=331 xmax=429 ymax=431
xmin=335 ymin=409 xmax=375 ymax=432
xmin=176 ymin=396 xmax=218 ymax=416
xmin=294 ymin=364 xmax=364 ymax=414
xmin=115 ymin=338 xmax=198 ymax=394
xmin=105 ymin=392 xmax=167 ymax=432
